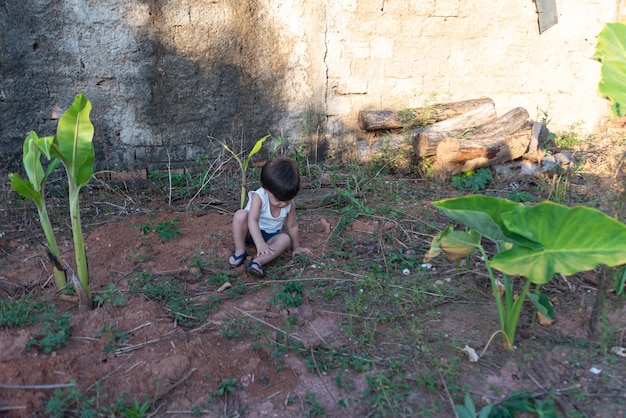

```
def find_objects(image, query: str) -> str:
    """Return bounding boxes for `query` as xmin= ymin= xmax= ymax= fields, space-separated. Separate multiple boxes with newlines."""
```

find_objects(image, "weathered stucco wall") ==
xmin=0 ymin=0 xmax=619 ymax=173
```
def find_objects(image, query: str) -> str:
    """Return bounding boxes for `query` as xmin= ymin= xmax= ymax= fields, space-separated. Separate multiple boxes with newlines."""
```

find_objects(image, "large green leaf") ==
xmin=492 ymin=202 xmax=626 ymax=284
xmin=9 ymin=173 xmax=42 ymax=205
xmin=433 ymin=195 xmax=541 ymax=248
xmin=53 ymin=93 xmax=94 ymax=188
xmin=593 ymin=22 xmax=626 ymax=116
xmin=242 ymin=134 xmax=269 ymax=171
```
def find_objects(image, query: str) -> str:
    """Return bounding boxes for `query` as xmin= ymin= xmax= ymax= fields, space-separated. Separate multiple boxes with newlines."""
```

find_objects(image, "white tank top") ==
xmin=244 ymin=187 xmax=291 ymax=233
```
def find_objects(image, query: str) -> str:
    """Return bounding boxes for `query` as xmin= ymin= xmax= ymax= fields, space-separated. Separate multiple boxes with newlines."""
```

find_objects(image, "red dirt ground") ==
xmin=0 ymin=205 xmax=382 ymax=417
xmin=1 ymin=171 xmax=625 ymax=416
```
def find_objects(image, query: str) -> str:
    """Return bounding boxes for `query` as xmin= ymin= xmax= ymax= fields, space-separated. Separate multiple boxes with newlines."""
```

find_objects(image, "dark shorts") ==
xmin=246 ymin=230 xmax=281 ymax=246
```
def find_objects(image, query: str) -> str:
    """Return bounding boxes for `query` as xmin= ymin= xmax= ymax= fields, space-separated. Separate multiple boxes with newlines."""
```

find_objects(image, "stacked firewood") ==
xmin=356 ymin=97 xmax=559 ymax=178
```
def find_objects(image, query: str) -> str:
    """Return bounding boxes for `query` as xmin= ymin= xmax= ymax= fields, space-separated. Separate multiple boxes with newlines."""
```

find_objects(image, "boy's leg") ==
xmin=249 ymin=233 xmax=291 ymax=269
xmin=229 ymin=209 xmax=249 ymax=265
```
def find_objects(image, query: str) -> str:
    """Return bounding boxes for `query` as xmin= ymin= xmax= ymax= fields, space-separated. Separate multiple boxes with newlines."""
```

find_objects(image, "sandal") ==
xmin=245 ymin=260 xmax=265 ymax=278
xmin=228 ymin=251 xmax=248 ymax=268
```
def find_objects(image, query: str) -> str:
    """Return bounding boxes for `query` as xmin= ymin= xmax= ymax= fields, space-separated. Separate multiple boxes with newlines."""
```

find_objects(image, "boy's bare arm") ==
xmin=286 ymin=206 xmax=310 ymax=256
xmin=247 ymin=194 xmax=272 ymax=254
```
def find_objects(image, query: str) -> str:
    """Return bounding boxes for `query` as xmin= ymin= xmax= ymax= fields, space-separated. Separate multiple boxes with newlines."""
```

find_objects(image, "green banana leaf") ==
xmin=9 ymin=173 xmax=42 ymax=205
xmin=9 ymin=132 xmax=60 ymax=215
xmin=51 ymin=93 xmax=95 ymax=188
xmin=48 ymin=93 xmax=95 ymax=306
xmin=11 ymin=132 xmax=58 ymax=203
xmin=242 ymin=134 xmax=269 ymax=172
xmin=433 ymin=195 xmax=542 ymax=248
xmin=23 ymin=132 xmax=45 ymax=194
xmin=492 ymin=202 xmax=626 ymax=284
xmin=593 ymin=22 xmax=626 ymax=116
xmin=8 ymin=132 xmax=65 ymax=289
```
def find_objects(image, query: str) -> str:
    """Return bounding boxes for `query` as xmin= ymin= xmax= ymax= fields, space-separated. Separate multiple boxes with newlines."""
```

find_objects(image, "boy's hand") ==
xmin=257 ymin=245 xmax=274 ymax=257
xmin=292 ymin=247 xmax=311 ymax=257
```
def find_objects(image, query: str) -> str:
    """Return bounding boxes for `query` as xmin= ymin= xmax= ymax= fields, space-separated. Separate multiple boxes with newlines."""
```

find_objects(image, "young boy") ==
xmin=227 ymin=158 xmax=310 ymax=278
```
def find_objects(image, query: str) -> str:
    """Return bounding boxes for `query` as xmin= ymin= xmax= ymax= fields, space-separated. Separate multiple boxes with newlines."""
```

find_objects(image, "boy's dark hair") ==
xmin=260 ymin=158 xmax=300 ymax=201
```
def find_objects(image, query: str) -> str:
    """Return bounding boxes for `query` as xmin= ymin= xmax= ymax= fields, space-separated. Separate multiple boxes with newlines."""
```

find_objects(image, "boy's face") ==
xmin=267 ymin=192 xmax=292 ymax=208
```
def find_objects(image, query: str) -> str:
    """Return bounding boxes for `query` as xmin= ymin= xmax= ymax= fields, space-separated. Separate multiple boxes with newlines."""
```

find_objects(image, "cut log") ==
xmin=358 ymin=97 xmax=495 ymax=131
xmin=414 ymin=107 xmax=530 ymax=157
xmin=355 ymin=134 xmax=411 ymax=164
xmin=522 ymin=122 xmax=550 ymax=162
xmin=434 ymin=130 xmax=533 ymax=177
xmin=355 ymin=98 xmax=497 ymax=162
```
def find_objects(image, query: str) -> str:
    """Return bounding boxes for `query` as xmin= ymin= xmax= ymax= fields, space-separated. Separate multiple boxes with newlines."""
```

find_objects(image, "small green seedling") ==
xmin=426 ymin=195 xmax=626 ymax=349
xmin=215 ymin=135 xmax=269 ymax=209
xmin=455 ymin=393 xmax=492 ymax=418
xmin=213 ymin=378 xmax=237 ymax=397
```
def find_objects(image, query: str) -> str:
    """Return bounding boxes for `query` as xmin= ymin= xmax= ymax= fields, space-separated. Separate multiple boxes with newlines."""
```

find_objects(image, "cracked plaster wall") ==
xmin=0 ymin=0 xmax=619 ymax=172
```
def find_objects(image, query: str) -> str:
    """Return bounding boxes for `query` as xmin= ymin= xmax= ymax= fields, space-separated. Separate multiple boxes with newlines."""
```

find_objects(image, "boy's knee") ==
xmin=277 ymin=233 xmax=292 ymax=247
xmin=233 ymin=209 xmax=248 ymax=223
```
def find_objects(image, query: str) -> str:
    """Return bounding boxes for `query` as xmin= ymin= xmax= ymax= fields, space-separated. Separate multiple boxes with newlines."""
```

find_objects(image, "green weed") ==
xmin=220 ymin=317 xmax=266 ymax=340
xmin=213 ymin=378 xmax=237 ymax=397
xmin=506 ymin=190 xmax=540 ymax=203
xmin=154 ymin=216 xmax=183 ymax=241
xmin=125 ymin=249 xmax=155 ymax=264
xmin=0 ymin=296 xmax=71 ymax=353
xmin=94 ymin=284 xmax=126 ymax=307
xmin=0 ymin=296 xmax=40 ymax=327
xmin=270 ymin=281 xmax=304 ymax=310
xmin=304 ymin=392 xmax=325 ymax=417
xmin=450 ymin=167 xmax=492 ymax=192
xmin=535 ymin=170 xmax=570 ymax=203
xmin=132 ymin=215 xmax=182 ymax=242
xmin=456 ymin=390 xmax=558 ymax=418
xmin=94 ymin=324 xmax=131 ymax=354
xmin=554 ymin=122 xmax=585 ymax=149
xmin=26 ymin=312 xmax=71 ymax=354
xmin=128 ymin=272 xmax=221 ymax=327
xmin=45 ymin=381 xmax=156 ymax=417
xmin=362 ymin=372 xmax=412 ymax=417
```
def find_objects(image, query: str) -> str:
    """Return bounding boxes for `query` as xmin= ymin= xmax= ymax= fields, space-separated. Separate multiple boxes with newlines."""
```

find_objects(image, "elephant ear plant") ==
xmin=593 ymin=22 xmax=626 ymax=116
xmin=9 ymin=93 xmax=95 ymax=309
xmin=426 ymin=195 xmax=626 ymax=350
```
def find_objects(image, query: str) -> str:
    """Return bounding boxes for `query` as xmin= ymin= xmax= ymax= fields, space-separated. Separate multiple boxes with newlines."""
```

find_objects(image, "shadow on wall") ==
xmin=133 ymin=0 xmax=290 ymax=172
xmin=0 ymin=0 xmax=323 ymax=174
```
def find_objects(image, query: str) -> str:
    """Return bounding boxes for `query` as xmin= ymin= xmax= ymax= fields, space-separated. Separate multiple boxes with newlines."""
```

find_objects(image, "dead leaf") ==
xmin=495 ymin=278 xmax=505 ymax=298
xmin=537 ymin=311 xmax=554 ymax=326
xmin=611 ymin=346 xmax=626 ymax=357
xmin=321 ymin=218 xmax=331 ymax=234
xmin=217 ymin=282 xmax=232 ymax=292
xmin=461 ymin=345 xmax=479 ymax=362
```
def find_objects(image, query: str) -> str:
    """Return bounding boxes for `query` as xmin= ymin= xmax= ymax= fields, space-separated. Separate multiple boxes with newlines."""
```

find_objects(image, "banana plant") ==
xmin=41 ymin=93 xmax=95 ymax=308
xmin=426 ymin=195 xmax=626 ymax=349
xmin=216 ymin=134 xmax=269 ymax=209
xmin=8 ymin=132 xmax=65 ymax=290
